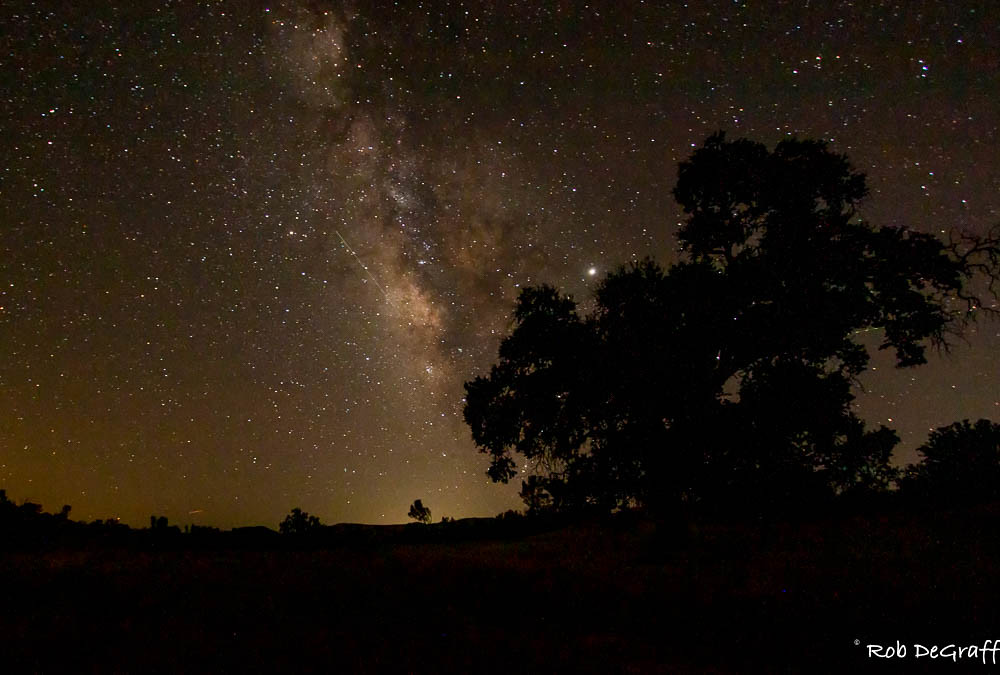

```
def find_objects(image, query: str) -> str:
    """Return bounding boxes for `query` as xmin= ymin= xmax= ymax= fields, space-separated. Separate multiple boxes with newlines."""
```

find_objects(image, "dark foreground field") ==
xmin=3 ymin=506 xmax=1000 ymax=673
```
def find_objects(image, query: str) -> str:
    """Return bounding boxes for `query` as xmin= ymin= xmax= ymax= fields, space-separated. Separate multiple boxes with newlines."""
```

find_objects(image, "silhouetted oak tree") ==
xmin=465 ymin=133 xmax=1000 ymax=514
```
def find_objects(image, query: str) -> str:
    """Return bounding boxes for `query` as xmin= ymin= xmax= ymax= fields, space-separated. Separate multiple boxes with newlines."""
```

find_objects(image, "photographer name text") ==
xmin=865 ymin=640 xmax=1000 ymax=664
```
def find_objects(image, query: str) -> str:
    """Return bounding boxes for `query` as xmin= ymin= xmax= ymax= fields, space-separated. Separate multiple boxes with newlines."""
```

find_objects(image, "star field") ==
xmin=2 ymin=1 xmax=998 ymax=527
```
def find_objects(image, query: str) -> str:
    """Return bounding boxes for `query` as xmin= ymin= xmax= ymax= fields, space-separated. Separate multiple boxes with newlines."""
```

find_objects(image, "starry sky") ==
xmin=3 ymin=0 xmax=998 ymax=528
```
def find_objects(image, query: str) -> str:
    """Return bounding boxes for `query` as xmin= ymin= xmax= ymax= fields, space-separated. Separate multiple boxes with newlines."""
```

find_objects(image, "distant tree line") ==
xmin=0 ymin=492 xmax=282 ymax=549
xmin=464 ymin=133 xmax=1000 ymax=516
xmin=0 ymin=489 xmax=131 ymax=548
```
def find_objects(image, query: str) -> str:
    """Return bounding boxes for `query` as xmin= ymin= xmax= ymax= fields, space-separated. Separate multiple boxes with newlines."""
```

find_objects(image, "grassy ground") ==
xmin=2 ymin=507 xmax=999 ymax=673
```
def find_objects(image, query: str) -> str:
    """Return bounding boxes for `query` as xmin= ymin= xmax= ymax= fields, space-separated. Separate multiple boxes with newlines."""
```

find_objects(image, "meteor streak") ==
xmin=335 ymin=229 xmax=391 ymax=301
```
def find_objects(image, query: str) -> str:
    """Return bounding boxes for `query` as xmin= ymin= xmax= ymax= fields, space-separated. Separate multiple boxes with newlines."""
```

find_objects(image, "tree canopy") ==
xmin=464 ymin=132 xmax=1000 ymax=515
xmin=900 ymin=419 xmax=1000 ymax=503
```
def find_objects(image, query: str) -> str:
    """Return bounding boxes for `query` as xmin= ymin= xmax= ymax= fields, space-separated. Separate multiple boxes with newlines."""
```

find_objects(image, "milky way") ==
xmin=2 ymin=1 xmax=998 ymax=527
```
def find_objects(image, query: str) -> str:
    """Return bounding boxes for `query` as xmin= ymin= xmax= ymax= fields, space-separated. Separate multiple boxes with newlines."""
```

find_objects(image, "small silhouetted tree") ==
xmin=279 ymin=507 xmax=321 ymax=535
xmin=900 ymin=419 xmax=1000 ymax=504
xmin=0 ymin=489 xmax=14 ymax=521
xmin=408 ymin=499 xmax=431 ymax=524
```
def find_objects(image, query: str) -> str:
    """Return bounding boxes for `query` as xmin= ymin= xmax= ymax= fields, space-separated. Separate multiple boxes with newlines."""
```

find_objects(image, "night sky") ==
xmin=3 ymin=1 xmax=998 ymax=528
